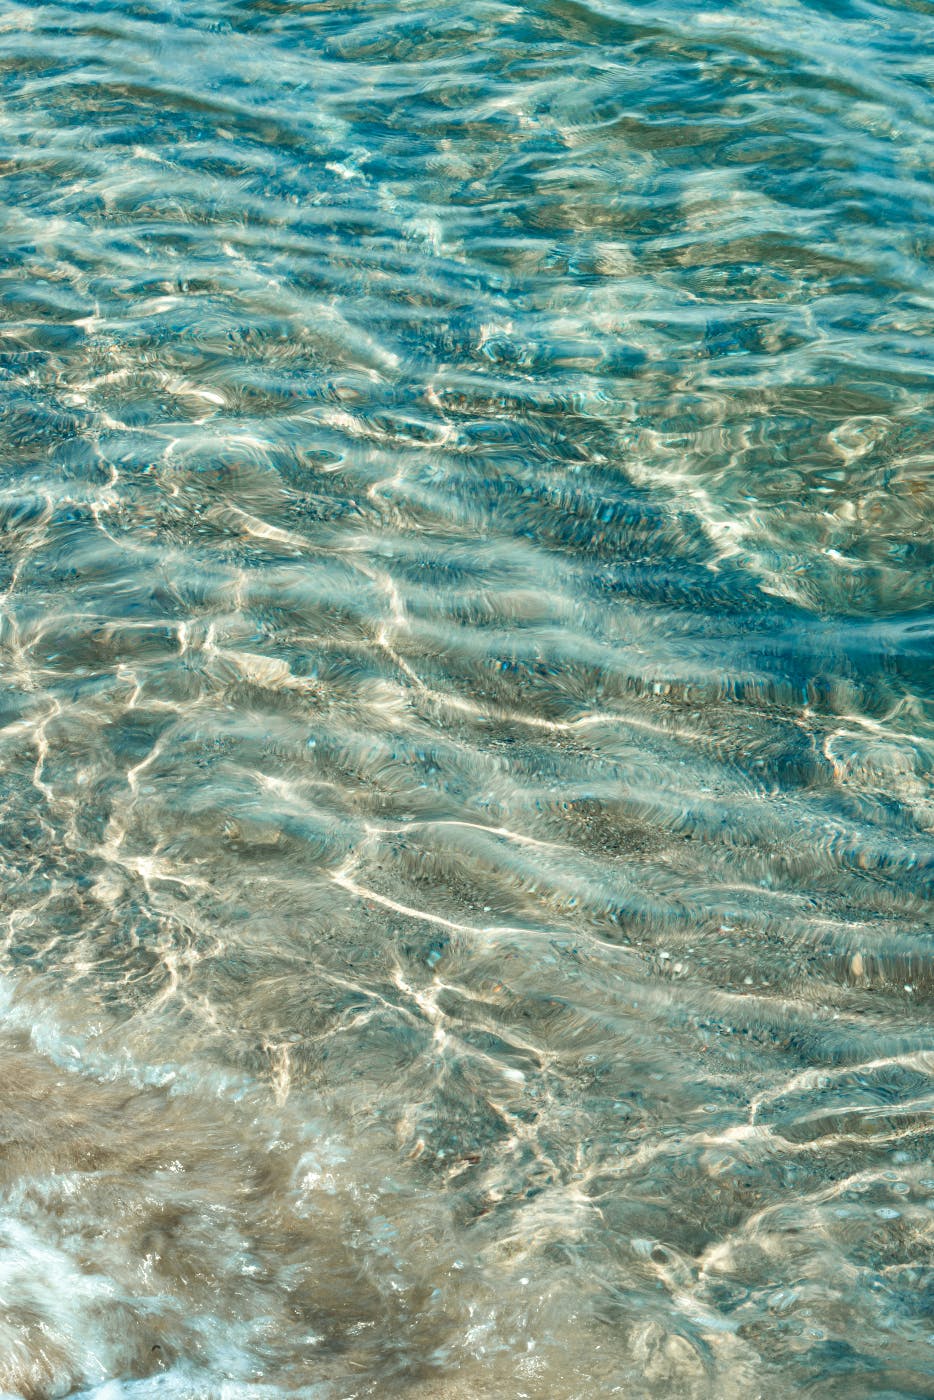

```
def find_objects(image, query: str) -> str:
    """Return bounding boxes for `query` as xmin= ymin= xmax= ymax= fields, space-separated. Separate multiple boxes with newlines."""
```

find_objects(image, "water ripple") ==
xmin=0 ymin=0 xmax=932 ymax=1395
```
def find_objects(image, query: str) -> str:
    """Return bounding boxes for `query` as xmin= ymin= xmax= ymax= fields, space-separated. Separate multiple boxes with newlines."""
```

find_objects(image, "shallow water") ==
xmin=0 ymin=0 xmax=933 ymax=1395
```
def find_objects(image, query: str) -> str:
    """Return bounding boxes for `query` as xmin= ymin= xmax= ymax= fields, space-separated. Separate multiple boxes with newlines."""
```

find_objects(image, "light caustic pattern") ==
xmin=0 ymin=0 xmax=932 ymax=1396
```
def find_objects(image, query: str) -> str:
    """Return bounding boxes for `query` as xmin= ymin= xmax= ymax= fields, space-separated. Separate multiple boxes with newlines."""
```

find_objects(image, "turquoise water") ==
xmin=0 ymin=0 xmax=933 ymax=1395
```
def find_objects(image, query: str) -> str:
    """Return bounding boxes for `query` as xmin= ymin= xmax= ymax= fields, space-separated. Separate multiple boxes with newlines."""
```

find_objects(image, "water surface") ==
xmin=0 ymin=0 xmax=933 ymax=1395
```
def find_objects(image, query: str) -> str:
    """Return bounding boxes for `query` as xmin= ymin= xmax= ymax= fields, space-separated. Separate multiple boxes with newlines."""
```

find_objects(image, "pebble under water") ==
xmin=0 ymin=0 xmax=933 ymax=1395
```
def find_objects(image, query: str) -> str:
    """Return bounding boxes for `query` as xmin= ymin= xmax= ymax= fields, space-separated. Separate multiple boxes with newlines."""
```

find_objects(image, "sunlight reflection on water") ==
xmin=0 ymin=0 xmax=932 ymax=1395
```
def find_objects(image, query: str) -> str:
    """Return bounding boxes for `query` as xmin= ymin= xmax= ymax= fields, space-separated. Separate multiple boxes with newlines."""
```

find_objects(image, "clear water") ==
xmin=1 ymin=0 xmax=932 ymax=1395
